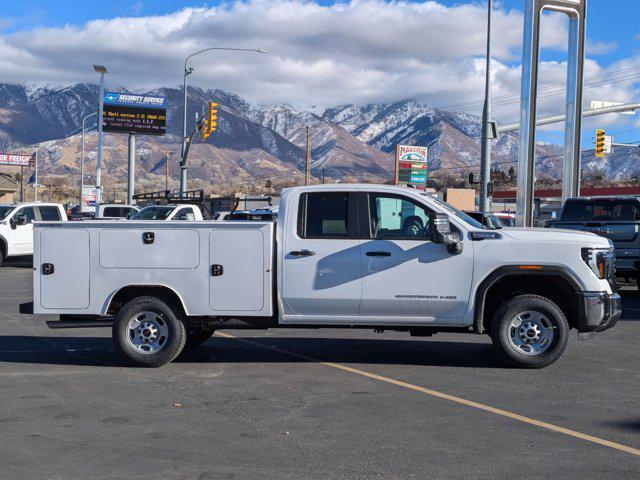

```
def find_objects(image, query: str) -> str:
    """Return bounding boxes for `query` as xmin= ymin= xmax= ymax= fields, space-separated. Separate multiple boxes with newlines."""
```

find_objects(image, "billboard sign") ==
xmin=0 ymin=153 xmax=35 ymax=167
xmin=103 ymin=92 xmax=167 ymax=136
xmin=395 ymin=145 xmax=428 ymax=190
xmin=82 ymin=185 xmax=100 ymax=213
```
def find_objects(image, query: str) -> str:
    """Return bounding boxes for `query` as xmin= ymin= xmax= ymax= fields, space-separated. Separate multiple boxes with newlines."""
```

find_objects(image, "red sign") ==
xmin=0 ymin=153 xmax=34 ymax=167
xmin=399 ymin=161 xmax=411 ymax=169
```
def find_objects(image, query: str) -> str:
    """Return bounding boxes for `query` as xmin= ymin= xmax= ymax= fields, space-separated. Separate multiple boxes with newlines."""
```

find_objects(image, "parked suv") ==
xmin=0 ymin=202 xmax=67 ymax=266
xmin=553 ymin=196 xmax=640 ymax=284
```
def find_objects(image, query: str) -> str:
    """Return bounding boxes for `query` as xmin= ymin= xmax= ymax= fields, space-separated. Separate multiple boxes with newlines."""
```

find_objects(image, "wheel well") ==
xmin=0 ymin=236 xmax=6 ymax=258
xmin=107 ymin=286 xmax=186 ymax=317
xmin=480 ymin=274 xmax=579 ymax=333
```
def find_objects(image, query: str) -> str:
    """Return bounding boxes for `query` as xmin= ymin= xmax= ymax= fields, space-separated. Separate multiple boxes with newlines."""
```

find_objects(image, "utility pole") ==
xmin=305 ymin=126 xmax=311 ymax=186
xmin=479 ymin=0 xmax=493 ymax=212
xmin=93 ymin=65 xmax=107 ymax=213
xmin=34 ymin=148 xmax=38 ymax=202
xmin=19 ymin=165 xmax=24 ymax=202
xmin=322 ymin=167 xmax=325 ymax=184
xmin=127 ymin=133 xmax=135 ymax=204
xmin=165 ymin=154 xmax=170 ymax=192
xmin=80 ymin=112 xmax=97 ymax=209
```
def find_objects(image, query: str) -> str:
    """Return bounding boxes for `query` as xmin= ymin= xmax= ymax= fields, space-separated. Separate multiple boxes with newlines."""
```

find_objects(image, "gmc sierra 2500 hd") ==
xmin=21 ymin=184 xmax=620 ymax=368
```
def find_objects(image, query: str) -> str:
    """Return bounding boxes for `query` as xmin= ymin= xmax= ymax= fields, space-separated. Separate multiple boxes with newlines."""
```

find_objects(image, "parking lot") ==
xmin=0 ymin=258 xmax=639 ymax=479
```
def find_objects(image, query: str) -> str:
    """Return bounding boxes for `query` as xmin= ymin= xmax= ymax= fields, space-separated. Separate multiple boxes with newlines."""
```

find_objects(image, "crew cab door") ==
xmin=281 ymin=191 xmax=361 ymax=323
xmin=357 ymin=192 xmax=473 ymax=324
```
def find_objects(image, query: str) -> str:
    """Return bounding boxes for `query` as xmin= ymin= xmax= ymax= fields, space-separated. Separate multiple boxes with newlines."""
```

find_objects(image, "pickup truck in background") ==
xmin=22 ymin=184 xmax=620 ymax=368
xmin=552 ymin=196 xmax=640 ymax=287
xmin=129 ymin=204 xmax=204 ymax=221
xmin=0 ymin=202 xmax=67 ymax=266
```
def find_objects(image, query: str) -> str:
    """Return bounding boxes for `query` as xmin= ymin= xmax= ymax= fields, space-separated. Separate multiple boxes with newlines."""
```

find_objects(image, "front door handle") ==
xmin=366 ymin=251 xmax=391 ymax=257
xmin=290 ymin=250 xmax=316 ymax=257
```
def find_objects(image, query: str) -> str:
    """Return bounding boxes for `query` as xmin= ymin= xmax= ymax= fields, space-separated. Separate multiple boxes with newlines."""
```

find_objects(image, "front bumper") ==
xmin=577 ymin=292 xmax=621 ymax=333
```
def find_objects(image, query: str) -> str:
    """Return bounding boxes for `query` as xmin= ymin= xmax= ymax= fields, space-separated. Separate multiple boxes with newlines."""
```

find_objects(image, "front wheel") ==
xmin=490 ymin=294 xmax=569 ymax=368
xmin=113 ymin=296 xmax=186 ymax=367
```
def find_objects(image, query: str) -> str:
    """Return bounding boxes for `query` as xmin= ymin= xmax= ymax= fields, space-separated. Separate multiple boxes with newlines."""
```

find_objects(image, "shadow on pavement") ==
xmin=0 ymin=335 xmax=502 ymax=369
xmin=2 ymin=256 xmax=33 ymax=268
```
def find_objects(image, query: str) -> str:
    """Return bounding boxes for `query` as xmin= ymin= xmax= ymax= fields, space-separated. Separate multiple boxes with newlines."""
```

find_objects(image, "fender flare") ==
xmin=473 ymin=265 xmax=584 ymax=334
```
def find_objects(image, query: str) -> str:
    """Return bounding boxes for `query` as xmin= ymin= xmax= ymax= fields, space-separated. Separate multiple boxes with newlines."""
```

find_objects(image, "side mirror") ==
xmin=14 ymin=214 xmax=28 ymax=226
xmin=429 ymin=212 xmax=463 ymax=254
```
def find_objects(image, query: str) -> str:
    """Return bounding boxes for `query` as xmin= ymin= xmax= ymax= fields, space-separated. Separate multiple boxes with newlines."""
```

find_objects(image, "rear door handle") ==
xmin=290 ymin=250 xmax=316 ymax=257
xmin=366 ymin=251 xmax=391 ymax=257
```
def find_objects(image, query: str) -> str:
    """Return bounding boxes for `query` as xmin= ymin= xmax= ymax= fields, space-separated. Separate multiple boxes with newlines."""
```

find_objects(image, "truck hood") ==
xmin=499 ymin=227 xmax=613 ymax=248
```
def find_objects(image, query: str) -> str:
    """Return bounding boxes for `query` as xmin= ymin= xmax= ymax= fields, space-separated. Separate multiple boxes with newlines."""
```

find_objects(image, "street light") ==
xmin=79 ymin=112 xmax=97 ymax=209
xmin=93 ymin=64 xmax=107 ymax=213
xmin=180 ymin=47 xmax=266 ymax=194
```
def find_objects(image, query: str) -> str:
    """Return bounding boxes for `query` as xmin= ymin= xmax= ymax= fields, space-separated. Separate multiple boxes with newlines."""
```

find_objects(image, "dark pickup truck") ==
xmin=553 ymin=196 xmax=640 ymax=285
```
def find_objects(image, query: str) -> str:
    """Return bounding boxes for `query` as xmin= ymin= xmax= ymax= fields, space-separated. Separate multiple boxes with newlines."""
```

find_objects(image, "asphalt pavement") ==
xmin=0 ymin=258 xmax=639 ymax=479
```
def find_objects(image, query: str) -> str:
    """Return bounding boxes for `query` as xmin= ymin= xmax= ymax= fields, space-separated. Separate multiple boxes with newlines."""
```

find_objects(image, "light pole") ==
xmin=80 ymin=112 xmax=97 ymax=209
xmin=180 ymin=47 xmax=265 ymax=195
xmin=93 ymin=64 xmax=107 ymax=213
xmin=479 ymin=0 xmax=493 ymax=212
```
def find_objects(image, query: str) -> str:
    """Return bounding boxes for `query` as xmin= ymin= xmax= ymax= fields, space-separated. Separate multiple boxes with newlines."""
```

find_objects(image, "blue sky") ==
xmin=1 ymin=0 xmax=639 ymax=145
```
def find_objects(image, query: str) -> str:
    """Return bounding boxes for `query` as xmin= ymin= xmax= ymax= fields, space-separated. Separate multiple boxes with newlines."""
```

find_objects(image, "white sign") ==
xmin=590 ymin=100 xmax=636 ymax=115
xmin=604 ymin=135 xmax=613 ymax=154
xmin=0 ymin=153 xmax=34 ymax=166
xmin=82 ymin=186 xmax=99 ymax=213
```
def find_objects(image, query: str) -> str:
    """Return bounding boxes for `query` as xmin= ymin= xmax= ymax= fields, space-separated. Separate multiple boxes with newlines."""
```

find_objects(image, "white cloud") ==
xmin=0 ymin=0 xmax=636 ymax=129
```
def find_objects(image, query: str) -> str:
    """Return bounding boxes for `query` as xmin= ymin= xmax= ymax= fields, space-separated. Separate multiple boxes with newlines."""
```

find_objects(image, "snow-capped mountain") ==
xmin=0 ymin=82 xmax=634 ymax=192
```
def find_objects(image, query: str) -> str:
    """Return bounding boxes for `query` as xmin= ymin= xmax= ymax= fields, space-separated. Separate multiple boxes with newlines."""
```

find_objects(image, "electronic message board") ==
xmin=102 ymin=92 xmax=167 ymax=136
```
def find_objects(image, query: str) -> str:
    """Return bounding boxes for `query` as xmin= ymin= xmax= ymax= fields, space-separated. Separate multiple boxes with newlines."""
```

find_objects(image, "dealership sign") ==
xmin=103 ymin=92 xmax=167 ymax=136
xmin=0 ymin=153 xmax=35 ymax=167
xmin=395 ymin=145 xmax=428 ymax=190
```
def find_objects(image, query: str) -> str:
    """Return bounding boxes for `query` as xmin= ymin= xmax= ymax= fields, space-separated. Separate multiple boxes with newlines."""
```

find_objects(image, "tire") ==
xmin=402 ymin=216 xmax=424 ymax=237
xmin=184 ymin=327 xmax=215 ymax=350
xmin=0 ymin=243 xmax=5 ymax=267
xmin=490 ymin=294 xmax=569 ymax=369
xmin=112 ymin=296 xmax=186 ymax=367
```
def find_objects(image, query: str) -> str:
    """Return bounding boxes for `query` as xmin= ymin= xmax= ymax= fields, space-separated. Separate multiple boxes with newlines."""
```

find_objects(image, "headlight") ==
xmin=581 ymin=248 xmax=614 ymax=279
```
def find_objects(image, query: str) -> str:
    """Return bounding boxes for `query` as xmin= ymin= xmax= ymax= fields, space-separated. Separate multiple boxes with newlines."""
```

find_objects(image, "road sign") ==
xmin=395 ymin=145 xmax=428 ymax=189
xmin=103 ymin=92 xmax=167 ymax=135
xmin=603 ymin=135 xmax=612 ymax=154
xmin=590 ymin=100 xmax=636 ymax=115
xmin=0 ymin=153 xmax=35 ymax=167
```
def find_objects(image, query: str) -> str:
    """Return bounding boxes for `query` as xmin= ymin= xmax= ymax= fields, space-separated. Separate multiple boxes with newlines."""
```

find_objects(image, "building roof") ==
xmin=0 ymin=173 xmax=18 ymax=192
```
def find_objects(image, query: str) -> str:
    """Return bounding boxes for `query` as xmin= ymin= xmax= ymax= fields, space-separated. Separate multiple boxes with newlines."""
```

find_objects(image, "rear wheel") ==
xmin=113 ymin=296 xmax=186 ymax=367
xmin=0 ymin=244 xmax=5 ymax=267
xmin=490 ymin=294 xmax=569 ymax=368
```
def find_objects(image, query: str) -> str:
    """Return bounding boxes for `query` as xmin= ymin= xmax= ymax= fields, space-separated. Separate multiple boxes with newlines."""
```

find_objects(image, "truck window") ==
xmin=13 ymin=206 xmax=36 ymax=223
xmin=561 ymin=200 xmax=640 ymax=222
xmin=297 ymin=192 xmax=350 ymax=238
xmin=173 ymin=207 xmax=196 ymax=221
xmin=38 ymin=206 xmax=61 ymax=221
xmin=102 ymin=207 xmax=121 ymax=218
xmin=366 ymin=193 xmax=431 ymax=239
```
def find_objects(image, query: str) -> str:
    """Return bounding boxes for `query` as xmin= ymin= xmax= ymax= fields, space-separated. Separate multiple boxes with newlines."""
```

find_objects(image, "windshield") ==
xmin=0 ymin=206 xmax=14 ymax=220
xmin=561 ymin=199 xmax=640 ymax=222
xmin=424 ymin=195 xmax=484 ymax=229
xmin=130 ymin=206 xmax=174 ymax=220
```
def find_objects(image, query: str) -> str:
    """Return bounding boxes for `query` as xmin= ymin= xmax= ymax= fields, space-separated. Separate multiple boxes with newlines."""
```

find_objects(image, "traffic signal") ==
xmin=202 ymin=101 xmax=218 ymax=140
xmin=595 ymin=129 xmax=606 ymax=157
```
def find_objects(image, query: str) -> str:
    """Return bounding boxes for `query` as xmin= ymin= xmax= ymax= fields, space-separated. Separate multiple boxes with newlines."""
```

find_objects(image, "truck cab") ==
xmin=25 ymin=185 xmax=620 ymax=368
xmin=129 ymin=204 xmax=203 ymax=221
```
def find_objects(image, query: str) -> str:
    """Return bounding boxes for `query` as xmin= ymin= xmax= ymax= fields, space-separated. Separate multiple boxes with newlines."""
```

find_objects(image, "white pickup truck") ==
xmin=22 ymin=184 xmax=620 ymax=368
xmin=0 ymin=202 xmax=67 ymax=266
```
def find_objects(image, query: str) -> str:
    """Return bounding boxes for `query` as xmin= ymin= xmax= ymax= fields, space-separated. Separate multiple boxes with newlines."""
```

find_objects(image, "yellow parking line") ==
xmin=215 ymin=331 xmax=640 ymax=458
